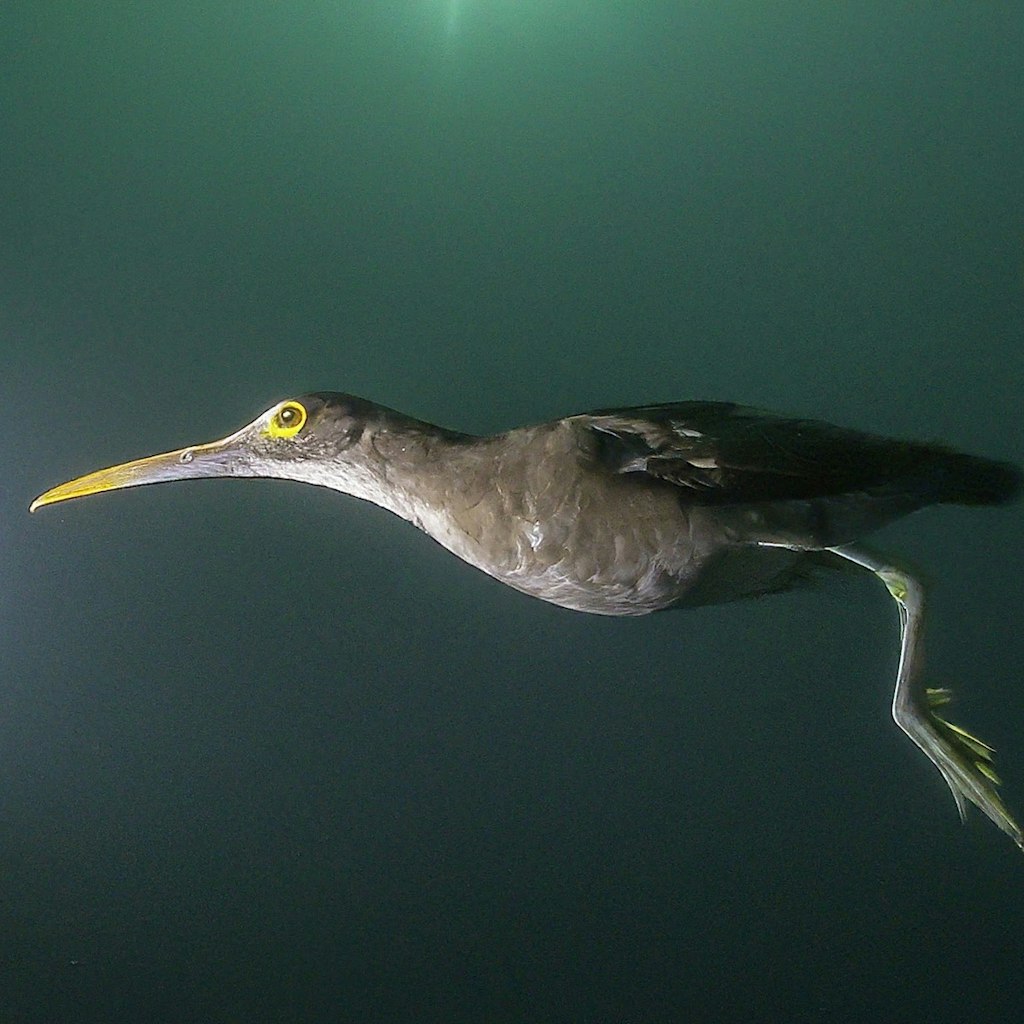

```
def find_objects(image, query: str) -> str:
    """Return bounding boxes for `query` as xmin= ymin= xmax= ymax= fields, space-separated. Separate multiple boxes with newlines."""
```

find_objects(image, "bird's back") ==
xmin=416 ymin=403 xmax=1020 ymax=616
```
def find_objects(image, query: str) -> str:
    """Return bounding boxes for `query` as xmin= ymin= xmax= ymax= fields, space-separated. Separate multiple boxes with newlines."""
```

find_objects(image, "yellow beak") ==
xmin=30 ymin=435 xmax=244 ymax=512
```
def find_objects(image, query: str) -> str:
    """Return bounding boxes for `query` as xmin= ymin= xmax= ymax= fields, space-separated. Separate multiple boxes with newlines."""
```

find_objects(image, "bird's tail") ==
xmin=930 ymin=451 xmax=1022 ymax=507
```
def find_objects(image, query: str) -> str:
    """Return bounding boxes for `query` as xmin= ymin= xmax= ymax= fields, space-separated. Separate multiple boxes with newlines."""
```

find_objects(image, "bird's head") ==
xmin=30 ymin=393 xmax=394 ymax=512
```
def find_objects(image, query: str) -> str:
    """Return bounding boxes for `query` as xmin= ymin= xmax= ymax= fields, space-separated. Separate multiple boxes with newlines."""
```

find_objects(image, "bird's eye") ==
xmin=267 ymin=400 xmax=308 ymax=439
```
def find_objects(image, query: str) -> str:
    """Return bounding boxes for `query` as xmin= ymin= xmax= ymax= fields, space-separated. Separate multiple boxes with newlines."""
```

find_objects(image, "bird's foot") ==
xmin=918 ymin=687 xmax=1023 ymax=851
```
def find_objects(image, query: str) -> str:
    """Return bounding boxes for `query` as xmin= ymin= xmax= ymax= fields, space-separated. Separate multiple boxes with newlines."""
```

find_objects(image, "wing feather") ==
xmin=580 ymin=402 xmax=958 ymax=505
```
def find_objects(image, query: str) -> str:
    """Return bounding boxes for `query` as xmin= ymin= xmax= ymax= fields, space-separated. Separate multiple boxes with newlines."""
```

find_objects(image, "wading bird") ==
xmin=31 ymin=394 xmax=1023 ymax=848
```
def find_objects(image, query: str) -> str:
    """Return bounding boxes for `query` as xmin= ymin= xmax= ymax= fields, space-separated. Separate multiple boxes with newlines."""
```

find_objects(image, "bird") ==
xmin=30 ymin=393 xmax=1023 ymax=849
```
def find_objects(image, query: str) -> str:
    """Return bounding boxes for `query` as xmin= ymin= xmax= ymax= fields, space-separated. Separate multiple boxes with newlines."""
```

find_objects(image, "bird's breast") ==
xmin=410 ymin=471 xmax=709 ymax=616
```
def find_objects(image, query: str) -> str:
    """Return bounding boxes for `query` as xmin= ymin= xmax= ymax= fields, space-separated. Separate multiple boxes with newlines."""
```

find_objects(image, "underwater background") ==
xmin=2 ymin=4 xmax=1023 ymax=1022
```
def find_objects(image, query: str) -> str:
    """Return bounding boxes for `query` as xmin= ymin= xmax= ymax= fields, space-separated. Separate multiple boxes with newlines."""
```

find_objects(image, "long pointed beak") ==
xmin=29 ymin=431 xmax=248 ymax=512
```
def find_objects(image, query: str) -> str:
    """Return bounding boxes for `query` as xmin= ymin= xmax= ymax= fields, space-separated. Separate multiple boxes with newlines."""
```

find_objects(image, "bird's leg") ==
xmin=827 ymin=544 xmax=1023 ymax=850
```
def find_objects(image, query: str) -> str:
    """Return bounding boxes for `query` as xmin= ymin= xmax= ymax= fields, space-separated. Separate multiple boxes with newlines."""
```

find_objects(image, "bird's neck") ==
xmin=286 ymin=415 xmax=484 ymax=530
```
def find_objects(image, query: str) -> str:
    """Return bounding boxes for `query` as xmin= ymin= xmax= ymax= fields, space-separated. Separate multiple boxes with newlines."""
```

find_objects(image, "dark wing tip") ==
xmin=939 ymin=454 xmax=1023 ymax=507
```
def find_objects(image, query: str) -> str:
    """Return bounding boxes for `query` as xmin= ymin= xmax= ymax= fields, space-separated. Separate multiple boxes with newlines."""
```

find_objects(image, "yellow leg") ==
xmin=829 ymin=544 xmax=1022 ymax=851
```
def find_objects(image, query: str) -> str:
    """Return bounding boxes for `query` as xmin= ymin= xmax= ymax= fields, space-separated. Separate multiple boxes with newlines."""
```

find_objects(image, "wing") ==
xmin=581 ymin=402 xmax=916 ymax=500
xmin=573 ymin=401 xmax=1019 ymax=549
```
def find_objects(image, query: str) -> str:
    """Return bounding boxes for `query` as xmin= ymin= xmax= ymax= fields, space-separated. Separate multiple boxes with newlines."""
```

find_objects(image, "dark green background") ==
xmin=3 ymin=4 xmax=1023 ymax=1022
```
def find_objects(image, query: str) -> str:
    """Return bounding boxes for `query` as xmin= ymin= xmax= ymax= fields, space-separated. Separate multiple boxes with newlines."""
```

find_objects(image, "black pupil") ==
xmin=281 ymin=407 xmax=295 ymax=423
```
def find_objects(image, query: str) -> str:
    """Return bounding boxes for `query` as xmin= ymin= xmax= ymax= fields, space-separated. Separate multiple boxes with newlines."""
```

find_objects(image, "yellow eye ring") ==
xmin=267 ymin=400 xmax=308 ymax=439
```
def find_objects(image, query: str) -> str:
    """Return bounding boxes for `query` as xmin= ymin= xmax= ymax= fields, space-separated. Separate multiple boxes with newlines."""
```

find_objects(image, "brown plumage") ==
xmin=30 ymin=393 xmax=1023 ymax=849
